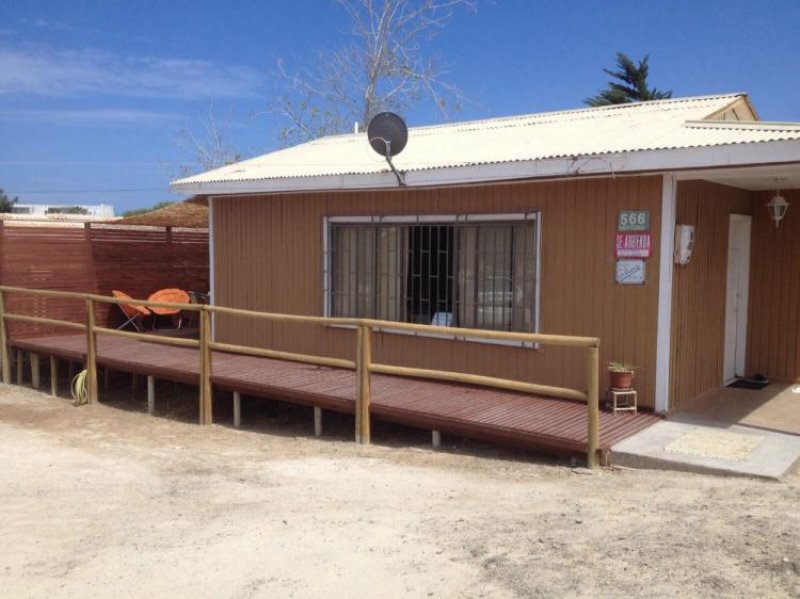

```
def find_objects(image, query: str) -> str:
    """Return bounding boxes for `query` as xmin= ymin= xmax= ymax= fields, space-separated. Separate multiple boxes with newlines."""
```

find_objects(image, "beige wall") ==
xmin=213 ymin=175 xmax=663 ymax=408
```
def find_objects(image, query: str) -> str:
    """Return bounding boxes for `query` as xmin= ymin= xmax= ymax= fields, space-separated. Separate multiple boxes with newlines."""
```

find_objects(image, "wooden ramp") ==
xmin=8 ymin=334 xmax=659 ymax=459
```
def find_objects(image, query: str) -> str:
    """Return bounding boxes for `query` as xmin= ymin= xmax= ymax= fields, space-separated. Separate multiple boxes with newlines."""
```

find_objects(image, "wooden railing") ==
xmin=0 ymin=286 xmax=602 ymax=467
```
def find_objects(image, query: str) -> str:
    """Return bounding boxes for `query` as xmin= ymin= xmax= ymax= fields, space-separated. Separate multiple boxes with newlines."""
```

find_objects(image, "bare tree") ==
xmin=175 ymin=106 xmax=241 ymax=176
xmin=275 ymin=0 xmax=475 ymax=145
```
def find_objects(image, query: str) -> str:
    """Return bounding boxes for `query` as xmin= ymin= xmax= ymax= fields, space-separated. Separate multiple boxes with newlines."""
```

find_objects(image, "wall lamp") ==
xmin=767 ymin=187 xmax=789 ymax=228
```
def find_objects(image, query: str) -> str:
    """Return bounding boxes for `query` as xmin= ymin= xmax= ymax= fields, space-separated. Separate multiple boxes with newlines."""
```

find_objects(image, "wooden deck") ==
xmin=7 ymin=333 xmax=659 ymax=460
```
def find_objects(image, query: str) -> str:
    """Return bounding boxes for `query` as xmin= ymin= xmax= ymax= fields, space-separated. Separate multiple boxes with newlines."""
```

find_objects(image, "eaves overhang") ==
xmin=171 ymin=139 xmax=800 ymax=197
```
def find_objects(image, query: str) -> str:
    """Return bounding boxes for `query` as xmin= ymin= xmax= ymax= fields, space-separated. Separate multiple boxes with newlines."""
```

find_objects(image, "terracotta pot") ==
xmin=609 ymin=370 xmax=634 ymax=390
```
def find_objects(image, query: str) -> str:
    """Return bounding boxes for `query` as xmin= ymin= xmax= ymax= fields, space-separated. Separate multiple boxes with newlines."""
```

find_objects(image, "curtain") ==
xmin=376 ymin=226 xmax=408 ymax=321
xmin=332 ymin=224 xmax=407 ymax=321
xmin=333 ymin=219 xmax=535 ymax=332
xmin=332 ymin=226 xmax=369 ymax=317
xmin=457 ymin=220 xmax=536 ymax=331
xmin=511 ymin=222 xmax=536 ymax=332
xmin=457 ymin=225 xmax=477 ymax=328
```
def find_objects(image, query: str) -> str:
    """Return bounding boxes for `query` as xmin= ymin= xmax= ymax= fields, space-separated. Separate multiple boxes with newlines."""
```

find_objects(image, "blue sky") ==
xmin=1 ymin=0 xmax=799 ymax=213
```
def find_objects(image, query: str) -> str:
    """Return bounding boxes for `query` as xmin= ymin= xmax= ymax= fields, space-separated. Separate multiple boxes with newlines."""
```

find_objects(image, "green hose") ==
xmin=71 ymin=369 xmax=89 ymax=406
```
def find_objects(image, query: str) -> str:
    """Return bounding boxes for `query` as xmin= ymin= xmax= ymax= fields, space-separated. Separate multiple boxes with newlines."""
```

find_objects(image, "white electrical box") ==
xmin=674 ymin=225 xmax=695 ymax=265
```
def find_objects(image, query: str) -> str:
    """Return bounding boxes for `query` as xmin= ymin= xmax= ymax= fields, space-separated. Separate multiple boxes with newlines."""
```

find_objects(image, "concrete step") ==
xmin=610 ymin=420 xmax=800 ymax=481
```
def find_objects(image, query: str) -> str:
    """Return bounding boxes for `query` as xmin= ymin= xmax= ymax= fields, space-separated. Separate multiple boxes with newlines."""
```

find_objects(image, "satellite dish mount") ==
xmin=367 ymin=112 xmax=408 ymax=187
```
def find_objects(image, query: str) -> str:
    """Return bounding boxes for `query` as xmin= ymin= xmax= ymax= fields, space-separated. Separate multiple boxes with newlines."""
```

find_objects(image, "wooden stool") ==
xmin=606 ymin=388 xmax=638 ymax=414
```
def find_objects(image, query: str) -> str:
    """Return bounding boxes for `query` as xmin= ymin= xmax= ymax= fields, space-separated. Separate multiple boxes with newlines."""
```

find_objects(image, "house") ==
xmin=11 ymin=203 xmax=115 ymax=217
xmin=170 ymin=93 xmax=800 ymax=414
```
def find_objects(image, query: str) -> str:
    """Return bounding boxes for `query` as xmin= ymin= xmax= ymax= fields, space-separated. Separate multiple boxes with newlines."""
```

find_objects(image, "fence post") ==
xmin=199 ymin=307 xmax=213 ymax=425
xmin=0 ymin=290 xmax=9 ymax=384
xmin=356 ymin=324 xmax=372 ymax=445
xmin=85 ymin=297 xmax=98 ymax=403
xmin=587 ymin=344 xmax=600 ymax=469
xmin=166 ymin=226 xmax=174 ymax=283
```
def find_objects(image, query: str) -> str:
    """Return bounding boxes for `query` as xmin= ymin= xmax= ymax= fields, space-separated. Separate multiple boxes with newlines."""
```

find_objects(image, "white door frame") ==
xmin=654 ymin=174 xmax=677 ymax=413
xmin=208 ymin=196 xmax=216 ymax=341
xmin=723 ymin=214 xmax=752 ymax=383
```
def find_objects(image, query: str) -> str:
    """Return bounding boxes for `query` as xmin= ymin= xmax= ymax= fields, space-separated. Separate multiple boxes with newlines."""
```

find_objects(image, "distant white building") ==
xmin=11 ymin=203 xmax=115 ymax=217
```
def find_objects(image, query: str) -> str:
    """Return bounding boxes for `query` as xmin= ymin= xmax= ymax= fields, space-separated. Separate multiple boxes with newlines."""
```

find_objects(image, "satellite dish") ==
xmin=368 ymin=112 xmax=408 ymax=157
xmin=367 ymin=112 xmax=407 ymax=186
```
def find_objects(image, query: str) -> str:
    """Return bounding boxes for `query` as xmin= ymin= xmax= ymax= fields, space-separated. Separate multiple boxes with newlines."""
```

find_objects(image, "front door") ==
xmin=723 ymin=214 xmax=752 ymax=383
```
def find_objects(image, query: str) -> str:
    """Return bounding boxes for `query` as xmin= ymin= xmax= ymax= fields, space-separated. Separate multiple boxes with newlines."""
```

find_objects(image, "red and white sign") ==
xmin=615 ymin=233 xmax=652 ymax=258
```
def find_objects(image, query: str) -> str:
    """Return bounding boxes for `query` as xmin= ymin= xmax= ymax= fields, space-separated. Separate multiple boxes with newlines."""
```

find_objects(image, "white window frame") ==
xmin=322 ymin=212 xmax=541 ymax=348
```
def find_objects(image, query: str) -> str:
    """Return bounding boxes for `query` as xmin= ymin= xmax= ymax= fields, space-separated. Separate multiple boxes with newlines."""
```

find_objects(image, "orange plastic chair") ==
xmin=147 ymin=288 xmax=190 ymax=329
xmin=112 ymin=290 xmax=151 ymax=331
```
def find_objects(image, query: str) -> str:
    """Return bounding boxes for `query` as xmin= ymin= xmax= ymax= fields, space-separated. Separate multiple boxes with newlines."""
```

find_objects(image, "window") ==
xmin=326 ymin=214 xmax=539 ymax=333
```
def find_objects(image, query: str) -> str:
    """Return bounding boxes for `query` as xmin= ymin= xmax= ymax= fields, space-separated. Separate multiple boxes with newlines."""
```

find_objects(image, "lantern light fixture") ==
xmin=767 ymin=185 xmax=789 ymax=228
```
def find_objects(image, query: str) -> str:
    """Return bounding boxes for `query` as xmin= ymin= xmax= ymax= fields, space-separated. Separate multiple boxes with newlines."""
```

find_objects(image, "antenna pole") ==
xmin=384 ymin=140 xmax=405 ymax=187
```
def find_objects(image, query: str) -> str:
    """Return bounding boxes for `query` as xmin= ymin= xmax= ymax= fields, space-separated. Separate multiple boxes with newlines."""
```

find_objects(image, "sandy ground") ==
xmin=1 ymin=381 xmax=798 ymax=599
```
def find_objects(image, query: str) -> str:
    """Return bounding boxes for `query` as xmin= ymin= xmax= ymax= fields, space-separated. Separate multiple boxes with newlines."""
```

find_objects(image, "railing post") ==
xmin=356 ymin=324 xmax=372 ymax=444
xmin=233 ymin=391 xmax=241 ymax=428
xmin=50 ymin=356 xmax=58 ymax=397
xmin=31 ymin=353 xmax=40 ymax=389
xmin=587 ymin=344 xmax=600 ymax=469
xmin=354 ymin=327 xmax=363 ymax=443
xmin=199 ymin=307 xmax=213 ymax=425
xmin=85 ymin=298 xmax=98 ymax=403
xmin=0 ymin=290 xmax=9 ymax=384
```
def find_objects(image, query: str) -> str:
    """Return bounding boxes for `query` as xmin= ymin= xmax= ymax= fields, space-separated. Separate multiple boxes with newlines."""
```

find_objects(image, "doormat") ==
xmin=727 ymin=375 xmax=770 ymax=390
xmin=665 ymin=428 xmax=764 ymax=461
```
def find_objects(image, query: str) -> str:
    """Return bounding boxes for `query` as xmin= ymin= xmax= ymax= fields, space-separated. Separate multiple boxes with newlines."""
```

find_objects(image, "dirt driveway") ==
xmin=0 ymin=383 xmax=798 ymax=599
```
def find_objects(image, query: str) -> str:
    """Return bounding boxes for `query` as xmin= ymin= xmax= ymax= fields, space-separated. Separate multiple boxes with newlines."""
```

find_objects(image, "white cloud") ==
xmin=30 ymin=19 xmax=75 ymax=32
xmin=0 ymin=108 xmax=182 ymax=124
xmin=0 ymin=46 xmax=264 ymax=99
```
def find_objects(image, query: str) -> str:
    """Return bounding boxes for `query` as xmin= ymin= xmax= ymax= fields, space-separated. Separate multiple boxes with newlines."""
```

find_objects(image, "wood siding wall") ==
xmin=0 ymin=223 xmax=209 ymax=337
xmin=669 ymin=180 xmax=753 ymax=410
xmin=747 ymin=189 xmax=800 ymax=382
xmin=213 ymin=176 xmax=663 ymax=407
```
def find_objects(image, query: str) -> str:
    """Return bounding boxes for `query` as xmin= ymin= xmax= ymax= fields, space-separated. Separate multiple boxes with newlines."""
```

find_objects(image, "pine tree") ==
xmin=0 ymin=188 xmax=17 ymax=213
xmin=585 ymin=53 xmax=672 ymax=106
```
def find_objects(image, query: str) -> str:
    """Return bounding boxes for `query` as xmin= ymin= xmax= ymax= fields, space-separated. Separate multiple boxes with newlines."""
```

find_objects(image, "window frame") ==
xmin=322 ymin=212 xmax=542 ymax=348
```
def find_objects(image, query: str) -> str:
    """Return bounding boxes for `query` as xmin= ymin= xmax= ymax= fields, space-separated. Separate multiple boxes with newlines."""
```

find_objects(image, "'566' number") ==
xmin=618 ymin=210 xmax=650 ymax=231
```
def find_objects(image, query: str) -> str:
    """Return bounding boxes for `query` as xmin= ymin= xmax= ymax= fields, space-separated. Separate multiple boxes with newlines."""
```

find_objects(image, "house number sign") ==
xmin=618 ymin=210 xmax=650 ymax=231
xmin=615 ymin=209 xmax=650 ymax=283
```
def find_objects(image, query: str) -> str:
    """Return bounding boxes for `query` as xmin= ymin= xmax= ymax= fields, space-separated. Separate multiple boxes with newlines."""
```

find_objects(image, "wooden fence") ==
xmin=0 ymin=222 xmax=208 ymax=336
xmin=0 ymin=286 xmax=602 ymax=467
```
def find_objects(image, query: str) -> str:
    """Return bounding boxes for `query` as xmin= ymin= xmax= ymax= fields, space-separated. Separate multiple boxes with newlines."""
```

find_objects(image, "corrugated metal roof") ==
xmin=171 ymin=93 xmax=800 ymax=192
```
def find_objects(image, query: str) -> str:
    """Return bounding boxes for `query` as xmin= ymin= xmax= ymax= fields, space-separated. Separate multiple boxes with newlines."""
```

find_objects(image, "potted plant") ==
xmin=608 ymin=361 xmax=636 ymax=390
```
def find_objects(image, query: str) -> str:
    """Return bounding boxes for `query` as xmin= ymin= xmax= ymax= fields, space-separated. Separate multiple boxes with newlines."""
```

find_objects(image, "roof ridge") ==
xmin=685 ymin=119 xmax=800 ymax=131
xmin=411 ymin=93 xmax=747 ymax=132
xmin=302 ymin=93 xmax=747 ymax=147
